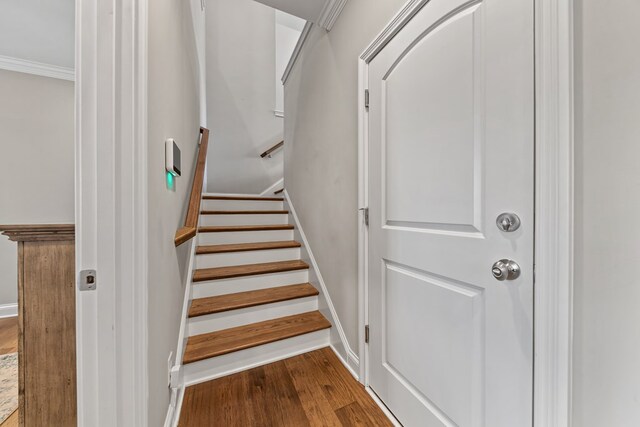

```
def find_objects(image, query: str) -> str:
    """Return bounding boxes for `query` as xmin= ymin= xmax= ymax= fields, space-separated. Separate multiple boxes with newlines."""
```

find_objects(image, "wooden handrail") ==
xmin=175 ymin=127 xmax=210 ymax=246
xmin=260 ymin=140 xmax=284 ymax=158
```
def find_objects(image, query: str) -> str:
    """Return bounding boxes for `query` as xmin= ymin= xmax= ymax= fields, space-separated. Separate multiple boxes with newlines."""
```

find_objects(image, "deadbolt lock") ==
xmin=496 ymin=213 xmax=521 ymax=232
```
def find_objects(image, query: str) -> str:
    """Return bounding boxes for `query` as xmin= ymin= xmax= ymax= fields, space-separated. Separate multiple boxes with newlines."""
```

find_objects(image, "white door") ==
xmin=366 ymin=0 xmax=534 ymax=426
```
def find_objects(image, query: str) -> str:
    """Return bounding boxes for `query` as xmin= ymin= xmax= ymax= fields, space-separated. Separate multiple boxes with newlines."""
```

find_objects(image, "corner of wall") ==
xmin=282 ymin=190 xmax=360 ymax=379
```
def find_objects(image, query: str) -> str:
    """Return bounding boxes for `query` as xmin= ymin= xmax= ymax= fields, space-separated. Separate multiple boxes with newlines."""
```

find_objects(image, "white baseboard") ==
xmin=283 ymin=190 xmax=360 ymax=381
xmin=167 ymin=386 xmax=185 ymax=427
xmin=327 ymin=346 xmax=399 ymax=426
xmin=259 ymin=178 xmax=284 ymax=196
xmin=365 ymin=387 xmax=403 ymax=427
xmin=0 ymin=304 xmax=17 ymax=318
xmin=330 ymin=344 xmax=358 ymax=379
xmin=347 ymin=348 xmax=360 ymax=377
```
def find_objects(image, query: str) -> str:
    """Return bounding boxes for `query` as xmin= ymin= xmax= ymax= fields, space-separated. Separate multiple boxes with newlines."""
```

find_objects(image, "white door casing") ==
xmin=365 ymin=0 xmax=534 ymax=426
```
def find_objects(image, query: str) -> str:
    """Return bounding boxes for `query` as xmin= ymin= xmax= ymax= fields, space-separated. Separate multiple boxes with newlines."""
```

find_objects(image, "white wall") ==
xmin=572 ymin=0 xmax=640 ymax=425
xmin=275 ymin=11 xmax=304 ymax=115
xmin=205 ymin=0 xmax=284 ymax=194
xmin=283 ymin=0 xmax=406 ymax=351
xmin=147 ymin=0 xmax=201 ymax=424
xmin=0 ymin=0 xmax=74 ymax=68
xmin=0 ymin=69 xmax=74 ymax=309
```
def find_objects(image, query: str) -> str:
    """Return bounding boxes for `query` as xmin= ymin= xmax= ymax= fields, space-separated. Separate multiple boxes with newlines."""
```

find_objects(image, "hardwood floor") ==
xmin=0 ymin=318 xmax=17 ymax=355
xmin=0 ymin=317 xmax=18 ymax=427
xmin=179 ymin=347 xmax=394 ymax=427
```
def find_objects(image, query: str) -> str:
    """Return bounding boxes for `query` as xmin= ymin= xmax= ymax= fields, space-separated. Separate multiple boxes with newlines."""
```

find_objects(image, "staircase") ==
xmin=181 ymin=194 xmax=332 ymax=384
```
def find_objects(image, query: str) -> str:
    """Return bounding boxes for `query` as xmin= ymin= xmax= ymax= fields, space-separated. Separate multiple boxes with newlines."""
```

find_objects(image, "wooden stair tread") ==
xmin=183 ymin=311 xmax=331 ymax=363
xmin=193 ymin=260 xmax=309 ymax=282
xmin=200 ymin=210 xmax=288 ymax=215
xmin=189 ymin=283 xmax=319 ymax=317
xmin=199 ymin=224 xmax=293 ymax=233
xmin=196 ymin=240 xmax=301 ymax=255
xmin=203 ymin=195 xmax=283 ymax=201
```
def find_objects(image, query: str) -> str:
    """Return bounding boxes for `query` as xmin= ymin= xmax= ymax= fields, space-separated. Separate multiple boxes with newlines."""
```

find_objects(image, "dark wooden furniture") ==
xmin=0 ymin=224 xmax=77 ymax=426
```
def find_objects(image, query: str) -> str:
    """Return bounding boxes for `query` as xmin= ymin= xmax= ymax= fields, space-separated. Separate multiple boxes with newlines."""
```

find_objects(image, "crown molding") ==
xmin=0 ymin=55 xmax=74 ymax=81
xmin=317 ymin=0 xmax=348 ymax=30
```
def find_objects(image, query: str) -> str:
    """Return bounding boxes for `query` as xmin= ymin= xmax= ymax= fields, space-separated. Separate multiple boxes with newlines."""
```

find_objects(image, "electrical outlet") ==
xmin=167 ymin=351 xmax=174 ymax=388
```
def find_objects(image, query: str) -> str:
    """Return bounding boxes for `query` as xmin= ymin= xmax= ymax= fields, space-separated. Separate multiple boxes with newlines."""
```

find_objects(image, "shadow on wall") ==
xmin=205 ymin=0 xmax=284 ymax=195
xmin=207 ymin=71 xmax=284 ymax=194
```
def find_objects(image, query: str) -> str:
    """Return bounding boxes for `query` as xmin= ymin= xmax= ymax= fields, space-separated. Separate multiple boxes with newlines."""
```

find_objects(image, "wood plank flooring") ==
xmin=179 ymin=347 xmax=394 ymax=427
xmin=0 ymin=317 xmax=18 ymax=427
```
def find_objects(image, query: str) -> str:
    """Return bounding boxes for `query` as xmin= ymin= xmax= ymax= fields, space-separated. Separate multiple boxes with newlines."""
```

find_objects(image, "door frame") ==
xmin=75 ymin=0 xmax=149 ymax=424
xmin=356 ymin=0 xmax=575 ymax=426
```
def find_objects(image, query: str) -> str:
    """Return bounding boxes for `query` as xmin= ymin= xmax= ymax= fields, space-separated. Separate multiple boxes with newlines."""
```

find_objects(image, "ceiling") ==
xmin=0 ymin=0 xmax=75 ymax=68
xmin=253 ymin=0 xmax=347 ymax=30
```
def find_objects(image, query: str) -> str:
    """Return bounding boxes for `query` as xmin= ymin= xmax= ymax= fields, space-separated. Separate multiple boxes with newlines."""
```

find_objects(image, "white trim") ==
xmin=327 ymin=346 xmax=399 ymax=426
xmin=75 ymin=0 xmax=149 ymax=424
xmin=359 ymin=0 xmax=430 ymax=63
xmin=164 ymin=402 xmax=175 ymax=427
xmin=316 ymin=0 xmax=349 ymax=31
xmin=347 ymin=347 xmax=360 ymax=379
xmin=282 ymin=22 xmax=313 ymax=85
xmin=0 ymin=55 xmax=74 ymax=81
xmin=173 ymin=238 xmax=197 ymax=374
xmin=0 ymin=304 xmax=17 ymax=318
xmin=274 ymin=110 xmax=284 ymax=118
xmin=259 ymin=178 xmax=284 ymax=196
xmin=283 ymin=189 xmax=359 ymax=378
xmin=169 ymin=386 xmax=186 ymax=427
xmin=365 ymin=387 xmax=403 ymax=427
xmin=357 ymin=0 xmax=575 ymax=425
xmin=357 ymin=0 xmax=430 ymax=388
xmin=357 ymin=56 xmax=369 ymax=384
xmin=329 ymin=344 xmax=359 ymax=379
xmin=533 ymin=0 xmax=574 ymax=425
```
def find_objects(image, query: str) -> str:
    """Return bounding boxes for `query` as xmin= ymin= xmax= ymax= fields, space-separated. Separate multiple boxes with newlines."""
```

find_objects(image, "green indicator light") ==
xmin=166 ymin=171 xmax=175 ymax=190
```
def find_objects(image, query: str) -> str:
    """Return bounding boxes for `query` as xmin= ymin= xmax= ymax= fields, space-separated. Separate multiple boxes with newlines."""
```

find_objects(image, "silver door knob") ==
xmin=491 ymin=259 xmax=521 ymax=281
xmin=496 ymin=213 xmax=521 ymax=232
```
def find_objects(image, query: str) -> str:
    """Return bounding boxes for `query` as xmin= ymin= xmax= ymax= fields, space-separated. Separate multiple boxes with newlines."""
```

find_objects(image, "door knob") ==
xmin=491 ymin=259 xmax=521 ymax=281
xmin=496 ymin=213 xmax=521 ymax=232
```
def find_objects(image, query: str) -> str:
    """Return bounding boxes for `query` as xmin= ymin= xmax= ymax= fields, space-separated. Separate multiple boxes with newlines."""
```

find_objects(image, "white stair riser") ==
xmin=183 ymin=329 xmax=330 ymax=386
xmin=198 ymin=230 xmax=294 ymax=245
xmin=191 ymin=270 xmax=309 ymax=299
xmin=195 ymin=248 xmax=301 ymax=269
xmin=188 ymin=296 xmax=318 ymax=336
xmin=201 ymin=199 xmax=284 ymax=211
xmin=199 ymin=214 xmax=288 ymax=226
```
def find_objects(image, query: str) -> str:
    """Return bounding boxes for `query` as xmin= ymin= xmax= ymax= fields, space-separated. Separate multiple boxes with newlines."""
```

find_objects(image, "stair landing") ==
xmin=178 ymin=347 xmax=394 ymax=427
